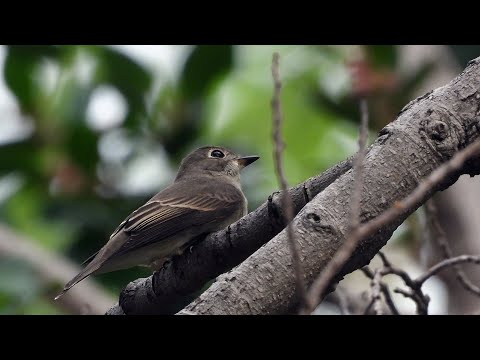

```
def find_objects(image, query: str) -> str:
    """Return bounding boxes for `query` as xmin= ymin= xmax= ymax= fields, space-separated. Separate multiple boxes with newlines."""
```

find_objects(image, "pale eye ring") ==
xmin=210 ymin=149 xmax=225 ymax=158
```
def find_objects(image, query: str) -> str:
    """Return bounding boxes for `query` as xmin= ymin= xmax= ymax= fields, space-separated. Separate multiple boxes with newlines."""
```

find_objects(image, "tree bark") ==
xmin=177 ymin=57 xmax=480 ymax=315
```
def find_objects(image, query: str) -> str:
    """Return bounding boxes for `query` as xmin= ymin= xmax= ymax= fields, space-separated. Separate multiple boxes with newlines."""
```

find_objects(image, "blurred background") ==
xmin=1 ymin=45 xmax=479 ymax=315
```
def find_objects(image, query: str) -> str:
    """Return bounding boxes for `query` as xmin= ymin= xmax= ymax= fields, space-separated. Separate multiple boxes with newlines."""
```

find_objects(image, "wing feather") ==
xmin=109 ymin=185 xmax=243 ymax=259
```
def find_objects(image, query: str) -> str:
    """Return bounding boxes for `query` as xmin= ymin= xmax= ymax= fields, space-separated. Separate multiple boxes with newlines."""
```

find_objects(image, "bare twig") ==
xmin=302 ymin=137 xmax=480 ymax=314
xmin=379 ymin=283 xmax=399 ymax=316
xmin=271 ymin=52 xmax=307 ymax=306
xmin=415 ymin=255 xmax=480 ymax=286
xmin=425 ymin=200 xmax=480 ymax=296
xmin=393 ymin=287 xmax=429 ymax=315
xmin=377 ymin=252 xmax=430 ymax=315
xmin=377 ymin=251 xmax=392 ymax=268
xmin=377 ymin=252 xmax=480 ymax=315
xmin=371 ymin=268 xmax=383 ymax=315
xmin=361 ymin=266 xmax=400 ymax=315
xmin=386 ymin=254 xmax=480 ymax=315
xmin=302 ymin=98 xmax=369 ymax=313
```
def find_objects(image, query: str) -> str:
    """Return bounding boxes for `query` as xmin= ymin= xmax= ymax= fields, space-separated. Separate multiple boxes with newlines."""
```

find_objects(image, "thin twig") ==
xmin=302 ymin=137 xmax=480 ymax=314
xmin=271 ymin=52 xmax=307 ymax=306
xmin=371 ymin=268 xmax=383 ymax=315
xmin=380 ymin=284 xmax=400 ymax=316
xmin=425 ymin=200 xmax=480 ymax=296
xmin=302 ymin=98 xmax=369 ymax=313
xmin=377 ymin=252 xmax=430 ymax=315
xmin=394 ymin=287 xmax=429 ymax=315
xmin=392 ymin=287 xmax=429 ymax=315
xmin=361 ymin=266 xmax=400 ymax=315
xmin=377 ymin=251 xmax=392 ymax=268
xmin=381 ymin=253 xmax=480 ymax=315
xmin=415 ymin=255 xmax=480 ymax=286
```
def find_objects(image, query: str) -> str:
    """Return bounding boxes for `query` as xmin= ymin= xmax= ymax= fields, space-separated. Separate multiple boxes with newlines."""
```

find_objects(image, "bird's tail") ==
xmin=55 ymin=231 xmax=126 ymax=300
xmin=54 ymin=264 xmax=100 ymax=300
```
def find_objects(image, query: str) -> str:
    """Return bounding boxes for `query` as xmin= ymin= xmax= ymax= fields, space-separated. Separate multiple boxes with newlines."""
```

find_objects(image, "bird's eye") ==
xmin=210 ymin=149 xmax=225 ymax=158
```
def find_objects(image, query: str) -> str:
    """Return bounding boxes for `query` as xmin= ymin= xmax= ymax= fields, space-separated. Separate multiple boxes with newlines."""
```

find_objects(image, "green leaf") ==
xmin=179 ymin=45 xmax=233 ymax=100
xmin=89 ymin=46 xmax=152 ymax=129
xmin=3 ymin=184 xmax=74 ymax=251
xmin=65 ymin=122 xmax=99 ymax=175
xmin=0 ymin=140 xmax=40 ymax=178
xmin=365 ymin=45 xmax=398 ymax=69
xmin=3 ymin=46 xmax=60 ymax=113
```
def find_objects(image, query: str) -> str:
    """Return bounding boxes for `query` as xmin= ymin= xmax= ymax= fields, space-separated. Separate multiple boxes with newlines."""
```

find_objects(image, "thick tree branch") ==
xmin=178 ymin=56 xmax=480 ymax=315
xmin=107 ymin=156 xmax=353 ymax=314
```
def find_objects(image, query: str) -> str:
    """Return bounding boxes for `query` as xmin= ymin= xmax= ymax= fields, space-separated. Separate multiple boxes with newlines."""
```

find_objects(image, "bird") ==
xmin=55 ymin=145 xmax=259 ymax=300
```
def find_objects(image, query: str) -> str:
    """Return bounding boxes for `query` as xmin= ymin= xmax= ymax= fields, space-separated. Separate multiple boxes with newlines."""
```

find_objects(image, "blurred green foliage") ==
xmin=0 ymin=45 xmax=474 ymax=314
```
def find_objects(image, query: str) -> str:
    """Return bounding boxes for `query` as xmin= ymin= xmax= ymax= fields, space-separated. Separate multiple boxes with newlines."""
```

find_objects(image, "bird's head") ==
xmin=175 ymin=146 xmax=259 ymax=181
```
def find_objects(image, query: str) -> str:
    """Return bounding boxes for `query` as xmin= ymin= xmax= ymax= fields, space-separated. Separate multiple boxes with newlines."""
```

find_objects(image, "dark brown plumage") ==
xmin=55 ymin=146 xmax=258 ymax=300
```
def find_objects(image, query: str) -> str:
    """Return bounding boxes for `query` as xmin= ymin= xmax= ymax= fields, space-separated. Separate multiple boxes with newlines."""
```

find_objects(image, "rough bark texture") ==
xmin=106 ymin=157 xmax=353 ymax=314
xmin=177 ymin=57 xmax=480 ymax=315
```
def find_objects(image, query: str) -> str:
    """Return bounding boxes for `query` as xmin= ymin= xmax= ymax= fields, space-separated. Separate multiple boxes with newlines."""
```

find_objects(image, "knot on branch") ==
xmin=303 ymin=210 xmax=337 ymax=236
xmin=426 ymin=118 xmax=448 ymax=142
xmin=420 ymin=107 xmax=463 ymax=158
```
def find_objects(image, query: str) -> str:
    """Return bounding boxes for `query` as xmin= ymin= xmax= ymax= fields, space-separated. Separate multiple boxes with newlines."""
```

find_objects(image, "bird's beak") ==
xmin=237 ymin=155 xmax=260 ymax=168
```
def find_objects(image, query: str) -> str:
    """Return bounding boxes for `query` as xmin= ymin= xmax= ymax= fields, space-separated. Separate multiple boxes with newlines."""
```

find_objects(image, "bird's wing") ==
xmin=55 ymin=181 xmax=243 ymax=300
xmin=109 ymin=187 xmax=243 ymax=259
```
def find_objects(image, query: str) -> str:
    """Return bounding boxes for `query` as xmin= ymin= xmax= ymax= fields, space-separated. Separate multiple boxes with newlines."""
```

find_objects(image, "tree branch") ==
xmin=415 ymin=255 xmax=480 ymax=286
xmin=425 ymin=199 xmax=480 ymax=296
xmin=373 ymin=252 xmax=480 ymax=315
xmin=177 ymin=56 xmax=480 ymax=315
xmin=361 ymin=266 xmax=399 ymax=315
xmin=377 ymin=252 xmax=430 ymax=315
